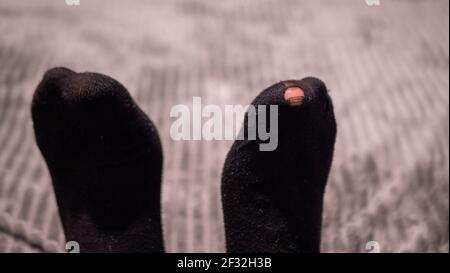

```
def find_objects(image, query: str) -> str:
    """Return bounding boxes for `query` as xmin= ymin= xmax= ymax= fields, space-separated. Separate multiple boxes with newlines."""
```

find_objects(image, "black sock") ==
xmin=221 ymin=77 xmax=337 ymax=253
xmin=31 ymin=67 xmax=164 ymax=253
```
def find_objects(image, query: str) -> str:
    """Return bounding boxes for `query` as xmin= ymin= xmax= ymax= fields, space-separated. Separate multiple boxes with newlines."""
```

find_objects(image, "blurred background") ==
xmin=0 ymin=0 xmax=448 ymax=253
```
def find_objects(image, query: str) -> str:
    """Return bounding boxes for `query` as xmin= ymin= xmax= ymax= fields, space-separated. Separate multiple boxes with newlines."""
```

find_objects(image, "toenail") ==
xmin=284 ymin=87 xmax=305 ymax=106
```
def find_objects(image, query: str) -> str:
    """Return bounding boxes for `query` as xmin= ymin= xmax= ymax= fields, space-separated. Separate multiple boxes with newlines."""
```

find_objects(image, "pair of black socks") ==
xmin=31 ymin=68 xmax=336 ymax=253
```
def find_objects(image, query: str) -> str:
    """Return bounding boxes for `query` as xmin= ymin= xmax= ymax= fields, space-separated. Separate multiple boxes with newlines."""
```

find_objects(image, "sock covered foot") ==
xmin=32 ymin=67 xmax=164 ymax=253
xmin=221 ymin=78 xmax=337 ymax=253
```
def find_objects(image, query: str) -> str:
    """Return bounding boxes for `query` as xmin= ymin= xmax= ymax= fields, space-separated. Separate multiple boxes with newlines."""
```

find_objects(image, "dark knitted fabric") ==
xmin=31 ymin=68 xmax=164 ymax=252
xmin=222 ymin=78 xmax=337 ymax=253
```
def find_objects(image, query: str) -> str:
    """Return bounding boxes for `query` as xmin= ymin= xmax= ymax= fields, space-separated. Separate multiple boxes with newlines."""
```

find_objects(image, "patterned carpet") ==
xmin=0 ymin=0 xmax=448 ymax=253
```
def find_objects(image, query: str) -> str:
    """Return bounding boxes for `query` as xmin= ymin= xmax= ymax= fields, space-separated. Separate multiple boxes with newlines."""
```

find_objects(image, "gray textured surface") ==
xmin=0 ymin=0 xmax=448 ymax=253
